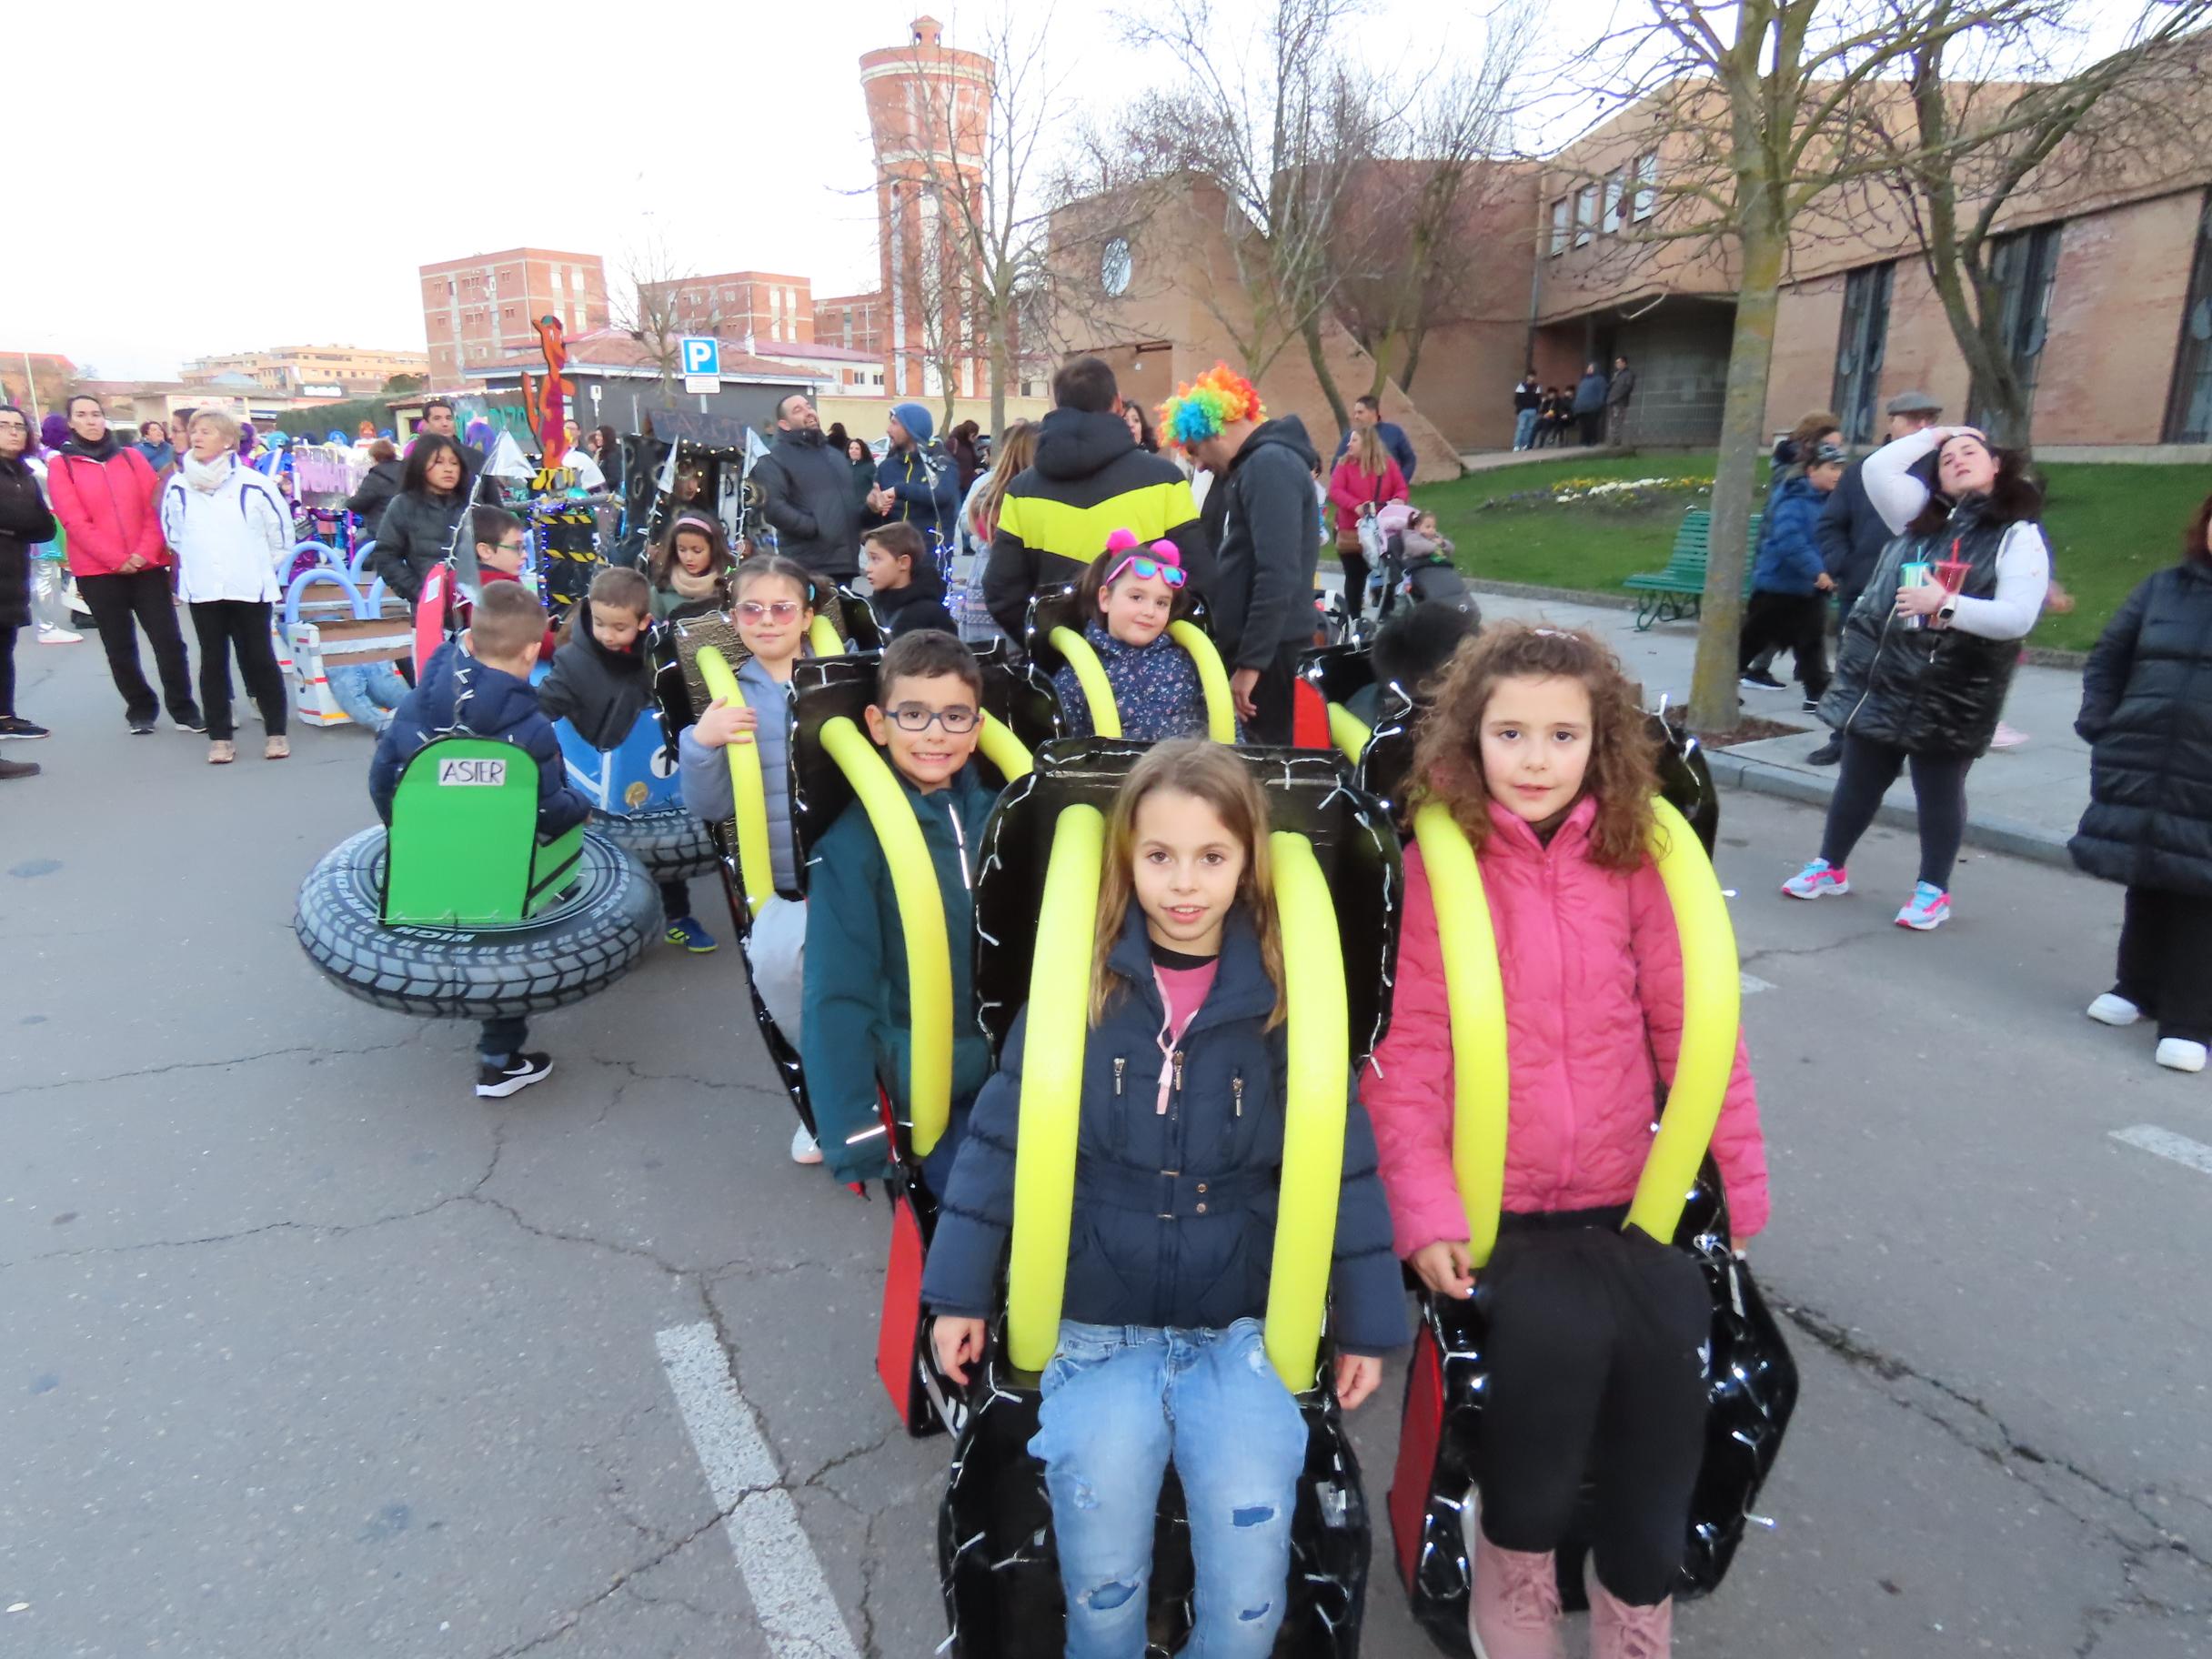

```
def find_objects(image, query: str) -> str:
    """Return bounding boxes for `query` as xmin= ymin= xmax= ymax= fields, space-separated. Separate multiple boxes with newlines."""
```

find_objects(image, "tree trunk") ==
xmin=1690 ymin=205 xmax=1788 ymax=736
xmin=989 ymin=292 xmax=1010 ymax=437
xmin=1401 ymin=321 xmax=1428 ymax=394
xmin=1302 ymin=313 xmax=1351 ymax=450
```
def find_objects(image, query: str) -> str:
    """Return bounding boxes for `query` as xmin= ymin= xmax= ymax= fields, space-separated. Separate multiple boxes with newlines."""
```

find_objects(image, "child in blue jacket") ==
xmin=923 ymin=739 xmax=1404 ymax=1658
xmin=369 ymin=581 xmax=588 ymax=1101
xmin=799 ymin=629 xmax=999 ymax=1190
xmin=1052 ymin=529 xmax=1213 ymax=741
xmin=1739 ymin=439 xmax=1846 ymax=709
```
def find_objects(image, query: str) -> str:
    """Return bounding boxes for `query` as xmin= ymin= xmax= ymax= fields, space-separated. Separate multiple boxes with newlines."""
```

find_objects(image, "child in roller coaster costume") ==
xmin=1362 ymin=623 xmax=1771 ymax=1659
xmin=923 ymin=741 xmax=1406 ymax=1659
xmin=676 ymin=555 xmax=820 ymax=1161
xmin=1051 ymin=528 xmax=1215 ymax=742
xmin=798 ymin=629 xmax=999 ymax=1189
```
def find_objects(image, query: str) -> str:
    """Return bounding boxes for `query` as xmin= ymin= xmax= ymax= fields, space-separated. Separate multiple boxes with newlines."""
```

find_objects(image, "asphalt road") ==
xmin=4 ymin=637 xmax=2208 ymax=1658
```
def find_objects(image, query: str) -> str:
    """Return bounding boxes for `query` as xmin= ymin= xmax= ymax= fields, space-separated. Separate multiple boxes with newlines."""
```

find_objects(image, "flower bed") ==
xmin=1479 ymin=476 xmax=1714 ymax=510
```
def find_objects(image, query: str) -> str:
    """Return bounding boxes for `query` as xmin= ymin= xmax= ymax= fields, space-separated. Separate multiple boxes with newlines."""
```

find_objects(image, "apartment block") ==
xmin=418 ymin=248 xmax=608 ymax=382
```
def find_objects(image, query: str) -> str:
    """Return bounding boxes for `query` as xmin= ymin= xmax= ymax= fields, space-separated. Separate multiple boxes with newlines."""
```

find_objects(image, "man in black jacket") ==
xmin=982 ymin=356 xmax=1211 ymax=639
xmin=1805 ymin=389 xmax=1941 ymax=764
xmin=419 ymin=398 xmax=491 ymax=504
xmin=1169 ymin=367 xmax=1321 ymax=744
xmin=751 ymin=392 xmax=862 ymax=580
xmin=1329 ymin=393 xmax=1418 ymax=480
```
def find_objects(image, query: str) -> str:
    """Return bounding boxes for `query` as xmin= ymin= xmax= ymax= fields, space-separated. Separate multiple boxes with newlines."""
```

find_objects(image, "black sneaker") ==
xmin=128 ymin=716 xmax=157 ymax=735
xmin=476 ymin=1051 xmax=554 ymax=1098
xmin=1801 ymin=697 xmax=1822 ymax=714
xmin=0 ymin=757 xmax=39 ymax=780
xmin=0 ymin=716 xmax=49 ymax=739
xmin=175 ymin=712 xmax=207 ymax=734
xmin=1739 ymin=669 xmax=1785 ymax=691
xmin=1805 ymin=736 xmax=1843 ymax=766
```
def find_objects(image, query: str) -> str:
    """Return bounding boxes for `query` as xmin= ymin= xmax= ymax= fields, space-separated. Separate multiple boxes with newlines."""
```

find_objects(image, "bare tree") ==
xmin=614 ymin=231 xmax=719 ymax=394
xmin=1872 ymin=3 xmax=2212 ymax=445
xmin=1570 ymin=0 xmax=2080 ymax=734
xmin=885 ymin=8 xmax=1067 ymax=434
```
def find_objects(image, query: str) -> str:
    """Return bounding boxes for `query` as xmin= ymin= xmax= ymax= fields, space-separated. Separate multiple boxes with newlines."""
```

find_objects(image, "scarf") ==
xmin=182 ymin=451 xmax=236 ymax=494
xmin=61 ymin=431 xmax=121 ymax=463
xmin=668 ymin=562 xmax=723 ymax=602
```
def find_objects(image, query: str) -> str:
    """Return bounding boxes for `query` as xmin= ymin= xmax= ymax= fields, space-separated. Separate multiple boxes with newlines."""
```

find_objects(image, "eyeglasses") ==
xmin=736 ymin=599 xmax=803 ymax=622
xmin=886 ymin=703 xmax=980 ymax=733
xmin=496 ymin=539 xmax=527 ymax=554
xmin=1105 ymin=554 xmax=1186 ymax=589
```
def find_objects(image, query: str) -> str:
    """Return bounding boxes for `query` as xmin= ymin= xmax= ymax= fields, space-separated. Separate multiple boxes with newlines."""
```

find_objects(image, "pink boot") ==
xmin=1466 ymin=1528 xmax=1564 ymax=1659
xmin=1585 ymin=1559 xmax=1674 ymax=1659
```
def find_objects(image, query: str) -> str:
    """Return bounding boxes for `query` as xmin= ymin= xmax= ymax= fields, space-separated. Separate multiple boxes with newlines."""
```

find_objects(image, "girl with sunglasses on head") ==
xmin=1053 ymin=528 xmax=1219 ymax=742
xmin=677 ymin=553 xmax=825 ymax=1163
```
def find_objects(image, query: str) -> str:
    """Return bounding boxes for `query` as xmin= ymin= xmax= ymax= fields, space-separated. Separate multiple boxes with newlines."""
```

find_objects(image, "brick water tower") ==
xmin=860 ymin=15 xmax=993 ymax=404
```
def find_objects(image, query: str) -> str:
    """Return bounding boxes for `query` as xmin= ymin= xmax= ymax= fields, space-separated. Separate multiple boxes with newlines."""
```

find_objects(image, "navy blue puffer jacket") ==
xmin=921 ymin=903 xmax=1408 ymax=1358
xmin=368 ymin=640 xmax=588 ymax=836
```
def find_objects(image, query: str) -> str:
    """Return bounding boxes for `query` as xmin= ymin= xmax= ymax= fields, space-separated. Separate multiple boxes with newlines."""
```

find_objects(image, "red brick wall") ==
xmin=2034 ymin=193 xmax=2198 ymax=444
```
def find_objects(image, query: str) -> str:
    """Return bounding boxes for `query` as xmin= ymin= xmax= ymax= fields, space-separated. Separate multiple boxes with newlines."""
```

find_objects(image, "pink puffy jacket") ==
xmin=1363 ymin=796 xmax=1770 ymax=1257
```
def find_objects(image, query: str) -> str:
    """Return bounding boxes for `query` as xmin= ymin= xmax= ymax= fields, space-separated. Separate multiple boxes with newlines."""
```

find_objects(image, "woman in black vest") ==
xmin=1781 ymin=426 xmax=2049 ymax=930
xmin=2068 ymin=490 xmax=2212 ymax=1072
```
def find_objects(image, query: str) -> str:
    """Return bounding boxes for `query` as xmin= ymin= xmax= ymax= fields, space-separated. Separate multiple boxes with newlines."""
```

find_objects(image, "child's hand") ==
xmin=693 ymin=696 xmax=758 ymax=748
xmin=931 ymin=1316 xmax=989 ymax=1386
xmin=1409 ymin=1240 xmax=1476 ymax=1300
xmin=1334 ymin=1352 xmax=1382 ymax=1412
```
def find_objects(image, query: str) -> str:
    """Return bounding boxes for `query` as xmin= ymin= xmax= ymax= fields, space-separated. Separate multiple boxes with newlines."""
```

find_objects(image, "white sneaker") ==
xmin=789 ymin=1124 xmax=824 ymax=1165
xmin=2086 ymin=993 xmax=2142 ymax=1028
xmin=36 ymin=623 xmax=82 ymax=645
xmin=1989 ymin=721 xmax=2029 ymax=750
xmin=2156 ymin=1039 xmax=2207 ymax=1074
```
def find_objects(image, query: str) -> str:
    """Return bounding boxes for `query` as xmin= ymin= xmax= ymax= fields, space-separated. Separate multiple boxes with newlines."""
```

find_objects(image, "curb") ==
xmin=1705 ymin=751 xmax=2075 ymax=870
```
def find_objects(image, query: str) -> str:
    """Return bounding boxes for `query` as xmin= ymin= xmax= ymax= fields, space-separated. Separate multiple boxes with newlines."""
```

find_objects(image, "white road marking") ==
xmin=655 ymin=1321 xmax=862 ymax=1659
xmin=1740 ymin=971 xmax=1776 ymax=997
xmin=2109 ymin=1124 xmax=2212 ymax=1178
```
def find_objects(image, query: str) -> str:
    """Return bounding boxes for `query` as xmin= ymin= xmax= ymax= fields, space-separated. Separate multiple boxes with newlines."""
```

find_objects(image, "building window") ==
xmin=1574 ymin=186 xmax=1597 ymax=247
xmin=1549 ymin=197 xmax=1569 ymax=256
xmin=1603 ymin=171 xmax=1624 ymax=234
xmin=1101 ymin=236 xmax=1133 ymax=295
xmin=1969 ymin=221 xmax=2063 ymax=444
xmin=1633 ymin=153 xmax=1658 ymax=220
xmin=1832 ymin=261 xmax=1895 ymax=447
xmin=2165 ymin=192 xmax=2212 ymax=442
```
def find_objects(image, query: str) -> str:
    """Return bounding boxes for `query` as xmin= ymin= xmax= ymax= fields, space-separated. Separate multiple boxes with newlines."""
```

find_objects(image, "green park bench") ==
xmin=1623 ymin=508 xmax=1763 ymax=631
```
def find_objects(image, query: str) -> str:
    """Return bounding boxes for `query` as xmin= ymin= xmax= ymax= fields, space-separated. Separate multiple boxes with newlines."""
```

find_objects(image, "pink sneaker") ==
xmin=1467 ymin=1528 xmax=1564 ymax=1659
xmin=1585 ymin=1561 xmax=1674 ymax=1659
xmin=1781 ymin=857 xmax=1849 ymax=900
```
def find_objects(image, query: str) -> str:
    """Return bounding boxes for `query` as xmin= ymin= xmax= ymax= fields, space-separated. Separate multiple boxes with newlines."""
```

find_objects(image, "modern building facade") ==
xmin=418 ymin=248 xmax=608 ymax=382
xmin=860 ymin=17 xmax=992 ymax=403
xmin=179 ymin=344 xmax=430 ymax=397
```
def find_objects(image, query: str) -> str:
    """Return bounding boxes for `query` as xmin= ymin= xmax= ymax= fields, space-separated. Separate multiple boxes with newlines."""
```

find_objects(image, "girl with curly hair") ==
xmin=1362 ymin=621 xmax=1770 ymax=1659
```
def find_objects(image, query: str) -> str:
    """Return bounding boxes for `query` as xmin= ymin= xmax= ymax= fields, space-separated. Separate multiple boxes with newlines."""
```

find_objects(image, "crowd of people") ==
xmin=1510 ymin=356 xmax=1638 ymax=450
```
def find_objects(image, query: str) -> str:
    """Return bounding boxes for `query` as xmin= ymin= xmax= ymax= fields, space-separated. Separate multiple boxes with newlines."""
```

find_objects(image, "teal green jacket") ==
xmin=800 ymin=763 xmax=1000 ymax=1181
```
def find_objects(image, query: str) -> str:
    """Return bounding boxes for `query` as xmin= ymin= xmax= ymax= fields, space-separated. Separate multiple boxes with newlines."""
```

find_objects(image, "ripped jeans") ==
xmin=1030 ymin=1318 xmax=1309 ymax=1658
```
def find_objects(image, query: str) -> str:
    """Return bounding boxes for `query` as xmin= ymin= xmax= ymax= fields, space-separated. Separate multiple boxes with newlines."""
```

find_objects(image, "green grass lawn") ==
xmin=1416 ymin=448 xmax=2207 ymax=652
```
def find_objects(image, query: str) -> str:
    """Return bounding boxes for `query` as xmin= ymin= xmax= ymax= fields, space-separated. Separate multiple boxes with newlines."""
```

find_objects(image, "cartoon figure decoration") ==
xmin=522 ymin=314 xmax=574 ymax=494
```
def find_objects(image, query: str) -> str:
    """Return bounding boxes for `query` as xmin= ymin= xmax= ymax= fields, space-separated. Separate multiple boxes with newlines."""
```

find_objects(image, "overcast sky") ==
xmin=1 ymin=0 xmax=2129 ymax=378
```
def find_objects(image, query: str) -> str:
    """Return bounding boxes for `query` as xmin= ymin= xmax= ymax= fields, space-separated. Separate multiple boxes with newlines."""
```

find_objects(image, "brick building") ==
xmin=815 ymin=291 xmax=885 ymax=357
xmin=418 ymin=248 xmax=608 ymax=382
xmin=644 ymin=272 xmax=818 ymax=347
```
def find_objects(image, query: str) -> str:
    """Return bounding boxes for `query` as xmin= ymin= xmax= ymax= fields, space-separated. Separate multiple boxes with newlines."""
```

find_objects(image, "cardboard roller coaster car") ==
xmin=294 ymin=736 xmax=660 ymax=1020
xmin=644 ymin=590 xmax=912 ymax=1136
xmin=787 ymin=648 xmax=1055 ymax=1438
xmin=1385 ymin=797 xmax=1797 ymax=1654
xmin=1299 ymin=643 xmax=1724 ymax=854
xmin=547 ymin=684 xmax=719 ymax=885
xmin=1021 ymin=583 xmax=1239 ymax=743
xmin=938 ymin=740 xmax=1403 ymax=1659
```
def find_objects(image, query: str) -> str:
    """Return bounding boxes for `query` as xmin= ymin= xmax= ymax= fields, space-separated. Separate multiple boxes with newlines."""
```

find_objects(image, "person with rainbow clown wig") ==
xmin=1159 ymin=364 xmax=1321 ymax=745
xmin=1051 ymin=528 xmax=1219 ymax=741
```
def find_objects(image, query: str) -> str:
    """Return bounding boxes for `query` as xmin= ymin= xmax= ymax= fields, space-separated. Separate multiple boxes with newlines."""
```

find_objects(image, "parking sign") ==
xmin=679 ymin=337 xmax=719 ymax=393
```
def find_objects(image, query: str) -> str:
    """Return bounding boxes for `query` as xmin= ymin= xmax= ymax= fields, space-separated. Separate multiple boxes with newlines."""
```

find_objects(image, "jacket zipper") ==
xmin=1842 ymin=552 xmax=1905 ymax=733
xmin=1113 ymin=1057 xmax=1126 ymax=1096
xmin=945 ymin=799 xmax=972 ymax=890
xmin=1232 ymin=1071 xmax=1244 ymax=1117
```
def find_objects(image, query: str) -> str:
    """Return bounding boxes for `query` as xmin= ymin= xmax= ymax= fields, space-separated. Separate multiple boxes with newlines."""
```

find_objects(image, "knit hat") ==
xmin=889 ymin=400 xmax=934 ymax=447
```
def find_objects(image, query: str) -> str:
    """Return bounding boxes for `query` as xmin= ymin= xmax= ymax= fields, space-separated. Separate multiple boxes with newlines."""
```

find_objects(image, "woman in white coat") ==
xmin=161 ymin=408 xmax=292 ymax=763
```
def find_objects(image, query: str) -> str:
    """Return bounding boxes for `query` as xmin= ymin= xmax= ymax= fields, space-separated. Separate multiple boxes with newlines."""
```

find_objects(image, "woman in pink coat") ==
xmin=1326 ymin=424 xmax=1406 ymax=622
xmin=1362 ymin=622 xmax=1769 ymax=1659
xmin=44 ymin=394 xmax=199 ymax=733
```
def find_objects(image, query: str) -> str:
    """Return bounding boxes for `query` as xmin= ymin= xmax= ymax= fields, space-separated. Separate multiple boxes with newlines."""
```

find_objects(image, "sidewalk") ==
xmin=1364 ymin=581 xmax=2092 ymax=868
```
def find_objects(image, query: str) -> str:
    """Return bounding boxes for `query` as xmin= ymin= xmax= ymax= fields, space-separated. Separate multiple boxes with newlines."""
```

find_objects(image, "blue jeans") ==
xmin=327 ymin=659 xmax=410 ymax=732
xmin=1030 ymin=1318 xmax=1309 ymax=1658
xmin=1513 ymin=407 xmax=1538 ymax=450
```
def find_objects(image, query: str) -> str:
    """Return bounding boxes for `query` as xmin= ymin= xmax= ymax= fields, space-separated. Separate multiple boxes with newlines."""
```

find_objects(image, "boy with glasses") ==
xmin=799 ymin=631 xmax=1000 ymax=1193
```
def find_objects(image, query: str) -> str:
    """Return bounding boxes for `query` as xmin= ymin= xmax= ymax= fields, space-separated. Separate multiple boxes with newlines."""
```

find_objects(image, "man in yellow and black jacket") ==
xmin=980 ymin=356 xmax=1213 ymax=639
